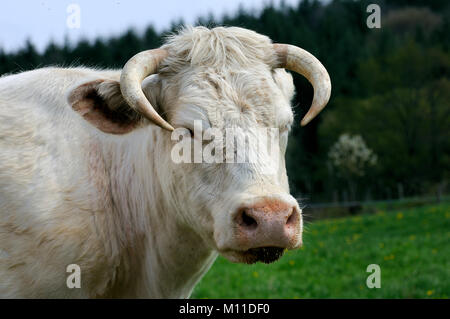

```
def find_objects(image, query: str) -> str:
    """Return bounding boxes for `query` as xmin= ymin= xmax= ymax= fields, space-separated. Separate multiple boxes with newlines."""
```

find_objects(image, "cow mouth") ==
xmin=239 ymin=247 xmax=285 ymax=264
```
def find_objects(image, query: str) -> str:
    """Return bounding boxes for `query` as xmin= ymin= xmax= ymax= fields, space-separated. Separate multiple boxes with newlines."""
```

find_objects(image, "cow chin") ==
xmin=219 ymin=247 xmax=286 ymax=264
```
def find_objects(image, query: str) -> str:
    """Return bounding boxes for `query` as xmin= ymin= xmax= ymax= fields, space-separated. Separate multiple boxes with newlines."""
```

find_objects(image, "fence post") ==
xmin=333 ymin=190 xmax=339 ymax=203
xmin=397 ymin=183 xmax=404 ymax=199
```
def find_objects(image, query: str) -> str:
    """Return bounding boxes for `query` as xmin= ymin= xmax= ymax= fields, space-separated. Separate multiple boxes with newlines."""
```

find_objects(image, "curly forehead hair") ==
xmin=160 ymin=26 xmax=278 ymax=71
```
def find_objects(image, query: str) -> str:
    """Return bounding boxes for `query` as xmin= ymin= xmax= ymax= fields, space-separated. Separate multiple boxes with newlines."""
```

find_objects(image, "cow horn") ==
xmin=120 ymin=49 xmax=174 ymax=131
xmin=273 ymin=44 xmax=331 ymax=126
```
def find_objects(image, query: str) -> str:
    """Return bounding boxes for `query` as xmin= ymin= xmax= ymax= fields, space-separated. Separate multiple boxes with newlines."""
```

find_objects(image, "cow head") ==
xmin=69 ymin=27 xmax=331 ymax=264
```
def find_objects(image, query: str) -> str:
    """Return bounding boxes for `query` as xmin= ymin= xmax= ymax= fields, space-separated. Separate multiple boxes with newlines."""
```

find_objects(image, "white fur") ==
xmin=0 ymin=27 xmax=301 ymax=298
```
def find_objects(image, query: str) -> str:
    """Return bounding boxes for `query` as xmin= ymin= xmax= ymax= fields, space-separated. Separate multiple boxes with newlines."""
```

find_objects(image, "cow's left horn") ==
xmin=273 ymin=44 xmax=331 ymax=126
xmin=120 ymin=49 xmax=174 ymax=131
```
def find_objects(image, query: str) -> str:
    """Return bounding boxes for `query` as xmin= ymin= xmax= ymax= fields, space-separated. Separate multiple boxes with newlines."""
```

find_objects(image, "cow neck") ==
xmin=101 ymin=129 xmax=217 ymax=298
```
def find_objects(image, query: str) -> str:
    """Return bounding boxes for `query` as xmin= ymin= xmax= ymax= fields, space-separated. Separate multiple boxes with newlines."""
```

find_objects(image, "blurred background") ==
xmin=1 ymin=0 xmax=448 ymax=298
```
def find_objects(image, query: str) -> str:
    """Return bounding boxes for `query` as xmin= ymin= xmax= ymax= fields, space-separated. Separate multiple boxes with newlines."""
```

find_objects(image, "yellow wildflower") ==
xmin=384 ymin=254 xmax=395 ymax=261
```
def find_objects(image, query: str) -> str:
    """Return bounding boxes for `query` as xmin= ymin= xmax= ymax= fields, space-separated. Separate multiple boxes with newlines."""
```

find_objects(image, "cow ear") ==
xmin=68 ymin=79 xmax=143 ymax=134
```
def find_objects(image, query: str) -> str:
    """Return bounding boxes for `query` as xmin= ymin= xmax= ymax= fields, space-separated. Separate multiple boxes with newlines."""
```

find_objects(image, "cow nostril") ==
xmin=286 ymin=208 xmax=298 ymax=226
xmin=241 ymin=210 xmax=257 ymax=229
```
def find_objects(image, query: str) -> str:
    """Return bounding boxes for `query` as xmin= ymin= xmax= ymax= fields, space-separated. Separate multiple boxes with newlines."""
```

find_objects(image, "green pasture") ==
xmin=192 ymin=203 xmax=449 ymax=298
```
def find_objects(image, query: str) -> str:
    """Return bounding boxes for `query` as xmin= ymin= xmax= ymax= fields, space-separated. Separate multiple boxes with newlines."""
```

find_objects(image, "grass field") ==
xmin=192 ymin=203 xmax=450 ymax=298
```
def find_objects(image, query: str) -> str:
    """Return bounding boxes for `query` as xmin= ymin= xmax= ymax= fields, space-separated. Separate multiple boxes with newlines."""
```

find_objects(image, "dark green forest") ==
xmin=1 ymin=0 xmax=449 ymax=203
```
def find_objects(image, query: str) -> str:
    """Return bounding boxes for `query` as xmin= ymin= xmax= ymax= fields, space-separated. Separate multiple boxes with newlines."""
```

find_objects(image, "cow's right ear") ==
xmin=68 ymin=79 xmax=143 ymax=134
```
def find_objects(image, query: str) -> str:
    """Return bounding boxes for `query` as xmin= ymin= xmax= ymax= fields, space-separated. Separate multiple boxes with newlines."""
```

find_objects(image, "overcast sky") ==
xmin=0 ymin=0 xmax=301 ymax=53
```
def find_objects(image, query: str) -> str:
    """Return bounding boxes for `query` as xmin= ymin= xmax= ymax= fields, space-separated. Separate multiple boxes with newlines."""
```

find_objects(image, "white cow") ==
xmin=0 ymin=26 xmax=330 ymax=298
